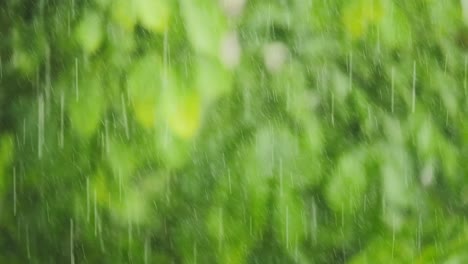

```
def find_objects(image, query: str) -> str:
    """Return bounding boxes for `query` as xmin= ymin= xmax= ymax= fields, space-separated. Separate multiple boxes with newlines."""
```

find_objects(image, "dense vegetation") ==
xmin=1 ymin=0 xmax=468 ymax=263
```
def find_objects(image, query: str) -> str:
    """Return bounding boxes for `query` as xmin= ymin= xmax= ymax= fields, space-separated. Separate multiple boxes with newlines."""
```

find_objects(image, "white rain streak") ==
xmin=104 ymin=118 xmax=109 ymax=154
xmin=45 ymin=45 xmax=51 ymax=99
xmin=412 ymin=61 xmax=416 ymax=113
xmin=391 ymin=67 xmax=395 ymax=113
xmin=70 ymin=219 xmax=75 ymax=264
xmin=38 ymin=94 xmax=45 ymax=159
xmin=331 ymin=93 xmax=335 ymax=126
xmin=228 ymin=168 xmax=232 ymax=194
xmin=13 ymin=167 xmax=17 ymax=216
xmin=121 ymin=94 xmax=130 ymax=139
xmin=144 ymin=237 xmax=150 ymax=264
xmin=193 ymin=242 xmax=198 ymax=264
xmin=279 ymin=159 xmax=284 ymax=197
xmin=46 ymin=202 xmax=51 ymax=223
xmin=218 ymin=208 xmax=224 ymax=250
xmin=86 ymin=177 xmax=90 ymax=222
xmin=392 ymin=214 xmax=396 ymax=261
xmin=311 ymin=200 xmax=317 ymax=244
xmin=71 ymin=0 xmax=75 ymax=18
xmin=285 ymin=205 xmax=290 ymax=250
xmin=128 ymin=220 xmax=133 ymax=247
xmin=60 ymin=91 xmax=65 ymax=148
xmin=464 ymin=56 xmax=467 ymax=97
xmin=118 ymin=169 xmax=122 ymax=202
xmin=376 ymin=27 xmax=381 ymax=54
xmin=23 ymin=119 xmax=26 ymax=145
xmin=67 ymin=11 xmax=71 ymax=36
xmin=417 ymin=214 xmax=423 ymax=252
xmin=163 ymin=28 xmax=169 ymax=92
xmin=349 ymin=52 xmax=353 ymax=91
xmin=94 ymin=188 xmax=98 ymax=236
xmin=75 ymin=58 xmax=79 ymax=101
xmin=26 ymin=225 xmax=31 ymax=259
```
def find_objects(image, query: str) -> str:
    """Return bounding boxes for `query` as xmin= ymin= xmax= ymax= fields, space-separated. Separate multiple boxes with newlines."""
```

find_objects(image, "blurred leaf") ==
xmin=136 ymin=0 xmax=171 ymax=33
xmin=127 ymin=52 xmax=162 ymax=129
xmin=111 ymin=0 xmax=137 ymax=31
xmin=179 ymin=0 xmax=227 ymax=57
xmin=76 ymin=10 xmax=103 ymax=54
xmin=68 ymin=73 xmax=106 ymax=138
xmin=325 ymin=148 xmax=368 ymax=214
xmin=195 ymin=56 xmax=233 ymax=103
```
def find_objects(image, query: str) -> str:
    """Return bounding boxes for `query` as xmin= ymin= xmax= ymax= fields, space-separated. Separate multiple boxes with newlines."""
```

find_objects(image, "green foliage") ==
xmin=1 ymin=0 xmax=468 ymax=263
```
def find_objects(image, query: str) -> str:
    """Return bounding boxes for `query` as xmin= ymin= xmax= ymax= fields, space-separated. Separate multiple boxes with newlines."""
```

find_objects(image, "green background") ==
xmin=1 ymin=0 xmax=468 ymax=263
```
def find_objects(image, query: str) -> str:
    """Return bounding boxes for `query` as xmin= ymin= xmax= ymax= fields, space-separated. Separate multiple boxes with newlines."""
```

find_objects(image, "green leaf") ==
xmin=136 ymin=0 xmax=171 ymax=33
xmin=273 ymin=190 xmax=307 ymax=255
xmin=325 ymin=149 xmax=368 ymax=214
xmin=111 ymin=0 xmax=137 ymax=31
xmin=195 ymin=56 xmax=233 ymax=103
xmin=0 ymin=135 xmax=14 ymax=194
xmin=179 ymin=0 xmax=227 ymax=57
xmin=127 ymin=52 xmax=162 ymax=129
xmin=68 ymin=73 xmax=106 ymax=138
xmin=75 ymin=10 xmax=103 ymax=54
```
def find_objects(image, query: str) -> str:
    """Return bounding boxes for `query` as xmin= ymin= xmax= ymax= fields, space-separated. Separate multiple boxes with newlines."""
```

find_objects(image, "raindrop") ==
xmin=45 ymin=45 xmax=51 ymax=99
xmin=121 ymin=94 xmax=130 ymax=140
xmin=341 ymin=204 xmax=344 ymax=228
xmin=70 ymin=219 xmax=75 ymax=264
xmin=22 ymin=119 xmax=26 ymax=145
xmin=444 ymin=55 xmax=448 ymax=75
xmin=46 ymin=202 xmax=50 ymax=223
xmin=104 ymin=119 xmax=109 ymax=154
xmin=71 ymin=0 xmax=75 ymax=18
xmin=144 ymin=237 xmax=150 ymax=264
xmin=128 ymin=220 xmax=133 ymax=247
xmin=367 ymin=105 xmax=371 ymax=123
xmin=349 ymin=52 xmax=353 ymax=91
xmin=94 ymin=188 xmax=98 ymax=236
xmin=13 ymin=167 xmax=17 ymax=216
xmin=163 ymin=29 xmax=169 ymax=92
xmin=193 ymin=242 xmax=197 ymax=264
xmin=75 ymin=58 xmax=79 ymax=101
xmin=376 ymin=27 xmax=381 ymax=53
xmin=391 ymin=214 xmax=396 ymax=261
xmin=119 ymin=169 xmax=123 ymax=203
xmin=285 ymin=205 xmax=289 ymax=249
xmin=464 ymin=56 xmax=467 ymax=97
xmin=311 ymin=200 xmax=317 ymax=244
xmin=417 ymin=213 xmax=422 ymax=252
xmin=26 ymin=225 xmax=31 ymax=259
xmin=412 ymin=61 xmax=416 ymax=113
xmin=331 ymin=93 xmax=335 ymax=126
xmin=218 ymin=207 xmax=224 ymax=250
xmin=279 ymin=159 xmax=284 ymax=197
xmin=86 ymin=177 xmax=90 ymax=222
xmin=391 ymin=67 xmax=395 ymax=113
xmin=227 ymin=168 xmax=232 ymax=194
xmin=38 ymin=94 xmax=45 ymax=159
xmin=67 ymin=11 xmax=71 ymax=36
xmin=446 ymin=109 xmax=449 ymax=126
xmin=60 ymin=91 xmax=65 ymax=148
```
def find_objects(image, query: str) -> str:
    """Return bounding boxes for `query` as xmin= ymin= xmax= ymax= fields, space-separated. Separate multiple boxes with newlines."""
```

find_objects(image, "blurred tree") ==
xmin=1 ymin=0 xmax=468 ymax=263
